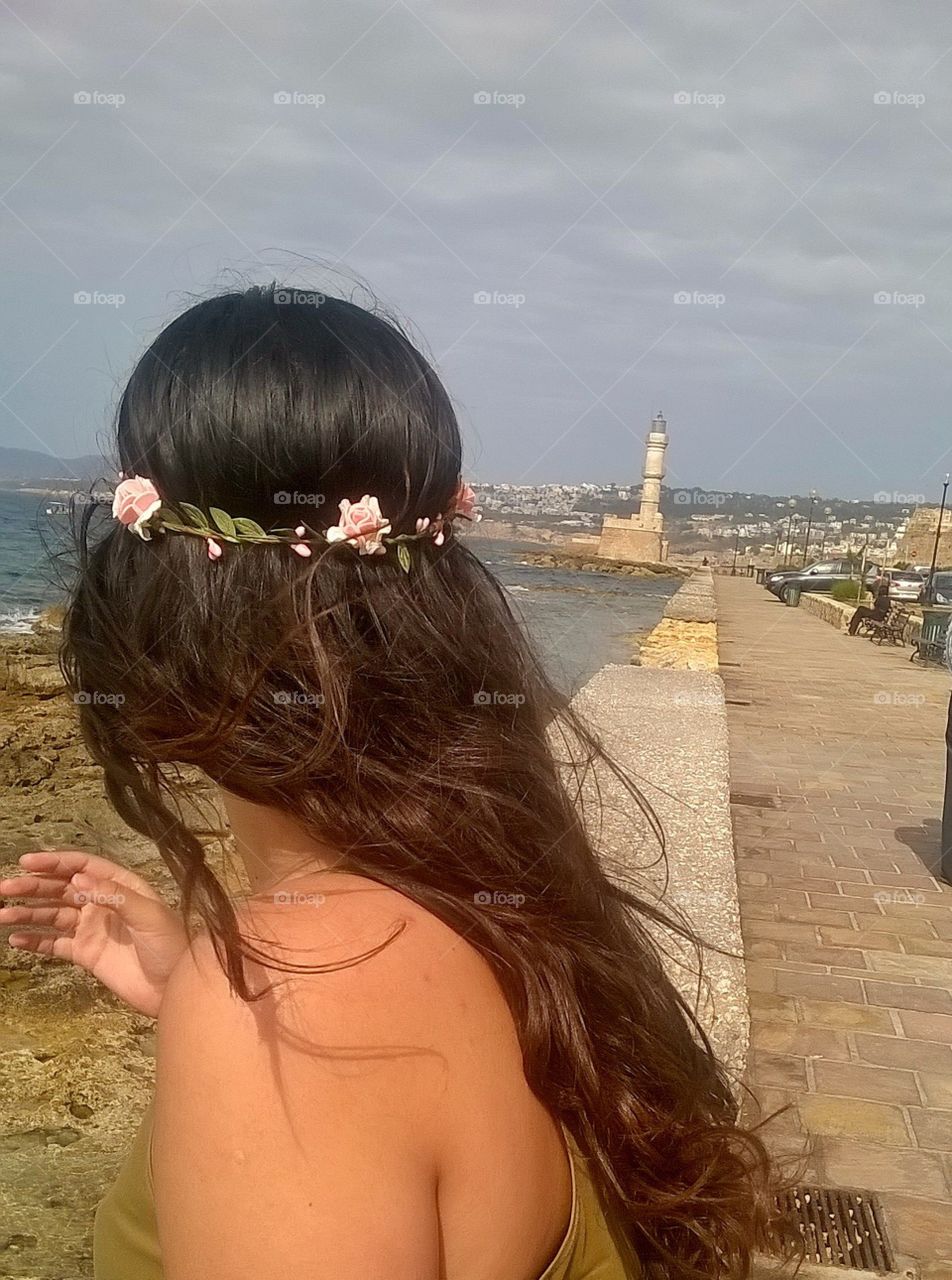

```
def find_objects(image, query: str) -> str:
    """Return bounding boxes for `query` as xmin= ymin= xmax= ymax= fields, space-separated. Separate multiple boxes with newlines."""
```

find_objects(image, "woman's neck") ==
xmin=220 ymin=791 xmax=346 ymax=893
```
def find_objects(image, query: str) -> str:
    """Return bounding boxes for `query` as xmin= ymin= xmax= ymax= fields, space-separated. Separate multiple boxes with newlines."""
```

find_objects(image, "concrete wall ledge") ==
xmin=662 ymin=568 xmax=716 ymax=623
xmin=799 ymin=592 xmax=855 ymax=631
xmin=572 ymin=665 xmax=748 ymax=1079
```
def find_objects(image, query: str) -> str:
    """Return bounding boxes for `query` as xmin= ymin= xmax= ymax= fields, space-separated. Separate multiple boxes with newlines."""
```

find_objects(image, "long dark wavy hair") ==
xmin=62 ymin=285 xmax=779 ymax=1277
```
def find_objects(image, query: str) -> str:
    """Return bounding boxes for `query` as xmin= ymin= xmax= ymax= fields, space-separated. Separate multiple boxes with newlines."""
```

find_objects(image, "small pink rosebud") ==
xmin=207 ymin=538 xmax=223 ymax=560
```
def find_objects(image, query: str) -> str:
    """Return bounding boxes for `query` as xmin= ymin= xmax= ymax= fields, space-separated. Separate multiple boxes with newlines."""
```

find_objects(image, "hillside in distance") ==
xmin=0 ymin=445 xmax=113 ymax=488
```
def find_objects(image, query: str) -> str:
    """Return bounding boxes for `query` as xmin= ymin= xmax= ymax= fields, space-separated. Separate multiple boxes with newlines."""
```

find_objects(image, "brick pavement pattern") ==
xmin=715 ymin=577 xmax=952 ymax=1276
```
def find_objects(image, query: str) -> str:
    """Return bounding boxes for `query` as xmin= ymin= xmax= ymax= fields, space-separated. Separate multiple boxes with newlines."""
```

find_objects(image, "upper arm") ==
xmin=151 ymin=938 xmax=441 ymax=1280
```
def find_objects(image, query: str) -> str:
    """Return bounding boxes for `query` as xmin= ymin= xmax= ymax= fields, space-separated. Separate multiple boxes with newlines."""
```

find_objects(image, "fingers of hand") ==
xmin=66 ymin=873 xmax=178 ymax=936
xmin=0 ymin=873 xmax=71 ymax=901
xmin=0 ymin=904 xmax=79 ymax=931
xmin=16 ymin=851 xmax=67 ymax=873
xmin=7 ymin=932 xmax=74 ymax=960
xmin=17 ymin=851 xmax=161 ymax=901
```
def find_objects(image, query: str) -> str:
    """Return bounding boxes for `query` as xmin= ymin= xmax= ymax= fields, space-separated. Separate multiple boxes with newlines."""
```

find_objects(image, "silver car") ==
xmin=885 ymin=569 xmax=925 ymax=602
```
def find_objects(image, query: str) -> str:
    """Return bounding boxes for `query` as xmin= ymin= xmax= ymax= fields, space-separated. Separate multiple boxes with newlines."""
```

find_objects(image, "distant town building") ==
xmin=597 ymin=411 xmax=669 ymax=563
xmin=898 ymin=505 xmax=952 ymax=566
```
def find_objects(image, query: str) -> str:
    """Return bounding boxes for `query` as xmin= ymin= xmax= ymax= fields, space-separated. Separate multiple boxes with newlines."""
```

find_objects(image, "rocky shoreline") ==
xmin=520 ymin=548 xmax=687 ymax=578
xmin=0 ymin=627 xmax=207 ymax=1280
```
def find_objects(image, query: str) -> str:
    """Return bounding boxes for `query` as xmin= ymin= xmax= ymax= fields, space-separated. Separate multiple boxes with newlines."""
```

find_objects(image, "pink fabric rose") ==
xmin=112 ymin=475 xmax=162 ymax=540
xmin=451 ymin=482 xmax=479 ymax=522
xmin=326 ymin=495 xmax=391 ymax=555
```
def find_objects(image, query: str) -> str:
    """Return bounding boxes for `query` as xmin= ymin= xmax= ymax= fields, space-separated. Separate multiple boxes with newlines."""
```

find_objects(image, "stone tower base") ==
xmin=597 ymin=517 xmax=666 ymax=564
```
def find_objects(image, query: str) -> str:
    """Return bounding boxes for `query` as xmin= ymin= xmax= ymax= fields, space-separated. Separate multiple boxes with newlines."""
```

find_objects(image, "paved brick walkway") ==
xmin=716 ymin=577 xmax=952 ymax=1277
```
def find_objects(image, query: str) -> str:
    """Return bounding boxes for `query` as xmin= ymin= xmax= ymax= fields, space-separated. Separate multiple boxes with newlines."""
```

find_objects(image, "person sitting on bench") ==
xmin=848 ymin=576 xmax=890 ymax=635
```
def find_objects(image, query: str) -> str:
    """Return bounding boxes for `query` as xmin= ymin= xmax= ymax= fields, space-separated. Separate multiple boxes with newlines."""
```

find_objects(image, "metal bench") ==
xmin=865 ymin=604 xmax=910 ymax=646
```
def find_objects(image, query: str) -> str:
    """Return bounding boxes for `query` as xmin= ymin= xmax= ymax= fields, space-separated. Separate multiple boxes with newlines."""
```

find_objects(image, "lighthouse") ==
xmin=596 ymin=411 xmax=670 ymax=564
xmin=638 ymin=411 xmax=669 ymax=530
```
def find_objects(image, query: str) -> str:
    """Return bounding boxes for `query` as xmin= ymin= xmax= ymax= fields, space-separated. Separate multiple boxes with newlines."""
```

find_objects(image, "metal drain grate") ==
xmin=778 ymin=1184 xmax=895 ymax=1273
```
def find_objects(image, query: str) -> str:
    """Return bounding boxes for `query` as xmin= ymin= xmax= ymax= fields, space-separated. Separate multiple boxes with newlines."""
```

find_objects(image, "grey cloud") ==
xmin=1 ymin=0 xmax=951 ymax=493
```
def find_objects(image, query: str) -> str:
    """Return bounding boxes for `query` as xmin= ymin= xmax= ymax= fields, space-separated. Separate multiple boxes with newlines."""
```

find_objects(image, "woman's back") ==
xmin=96 ymin=871 xmax=634 ymax=1279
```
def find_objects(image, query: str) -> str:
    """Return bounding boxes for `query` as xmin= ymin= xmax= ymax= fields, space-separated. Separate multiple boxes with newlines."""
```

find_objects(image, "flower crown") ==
xmin=111 ymin=476 xmax=480 ymax=566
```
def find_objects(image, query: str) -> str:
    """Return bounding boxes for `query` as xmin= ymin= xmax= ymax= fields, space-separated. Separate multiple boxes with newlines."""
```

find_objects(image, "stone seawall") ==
xmin=638 ymin=569 xmax=718 ymax=670
xmin=573 ymin=663 xmax=748 ymax=1077
xmin=580 ymin=569 xmax=749 ymax=1076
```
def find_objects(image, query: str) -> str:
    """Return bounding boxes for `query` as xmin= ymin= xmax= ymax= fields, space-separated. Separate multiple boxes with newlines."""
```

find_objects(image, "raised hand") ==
xmin=0 ymin=850 xmax=190 ymax=1017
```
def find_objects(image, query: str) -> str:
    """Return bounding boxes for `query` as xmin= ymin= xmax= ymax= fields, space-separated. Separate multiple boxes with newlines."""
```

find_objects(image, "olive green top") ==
xmin=94 ymin=1102 xmax=638 ymax=1279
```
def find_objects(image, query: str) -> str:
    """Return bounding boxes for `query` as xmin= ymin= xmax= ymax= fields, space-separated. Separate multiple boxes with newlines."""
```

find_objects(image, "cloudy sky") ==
xmin=2 ymin=0 xmax=952 ymax=498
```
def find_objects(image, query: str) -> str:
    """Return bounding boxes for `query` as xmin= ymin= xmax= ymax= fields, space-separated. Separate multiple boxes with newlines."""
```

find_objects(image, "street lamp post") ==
xmin=789 ymin=514 xmax=802 ymax=565
xmin=781 ymin=499 xmax=796 ymax=565
xmin=818 ymin=507 xmax=832 ymax=558
xmin=925 ymin=473 xmax=951 ymax=603
xmin=801 ymin=490 xmax=817 ymax=566
xmin=731 ymin=529 xmax=740 ymax=576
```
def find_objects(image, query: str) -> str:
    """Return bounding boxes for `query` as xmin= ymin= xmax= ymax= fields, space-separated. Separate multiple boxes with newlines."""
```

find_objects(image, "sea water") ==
xmin=0 ymin=495 xmax=678 ymax=691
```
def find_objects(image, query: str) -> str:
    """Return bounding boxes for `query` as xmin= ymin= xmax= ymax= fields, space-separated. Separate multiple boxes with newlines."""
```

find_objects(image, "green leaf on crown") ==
xmin=232 ymin=517 xmax=268 ymax=538
xmin=209 ymin=507 xmax=238 ymax=537
xmin=176 ymin=502 xmax=207 ymax=528
xmin=397 ymin=543 xmax=411 ymax=574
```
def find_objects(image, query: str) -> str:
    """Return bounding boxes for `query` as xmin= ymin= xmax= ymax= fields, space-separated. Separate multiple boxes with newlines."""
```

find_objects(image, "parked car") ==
xmin=764 ymin=559 xmax=882 ymax=600
xmin=883 ymin=569 xmax=925 ymax=602
xmin=920 ymin=571 xmax=952 ymax=604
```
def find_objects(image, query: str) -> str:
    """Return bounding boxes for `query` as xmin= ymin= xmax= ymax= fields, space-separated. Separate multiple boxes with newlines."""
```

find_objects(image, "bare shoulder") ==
xmin=159 ymin=872 xmax=510 ymax=1071
xmin=152 ymin=878 xmax=560 ymax=1280
xmin=152 ymin=895 xmax=451 ymax=1280
xmin=154 ymin=875 xmax=487 ymax=1115
xmin=235 ymin=873 xmax=509 ymax=1040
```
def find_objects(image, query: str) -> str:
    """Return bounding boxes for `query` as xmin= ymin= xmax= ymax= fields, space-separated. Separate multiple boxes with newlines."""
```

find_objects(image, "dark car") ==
xmin=764 ymin=559 xmax=882 ymax=601
xmin=920 ymin=571 xmax=952 ymax=604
